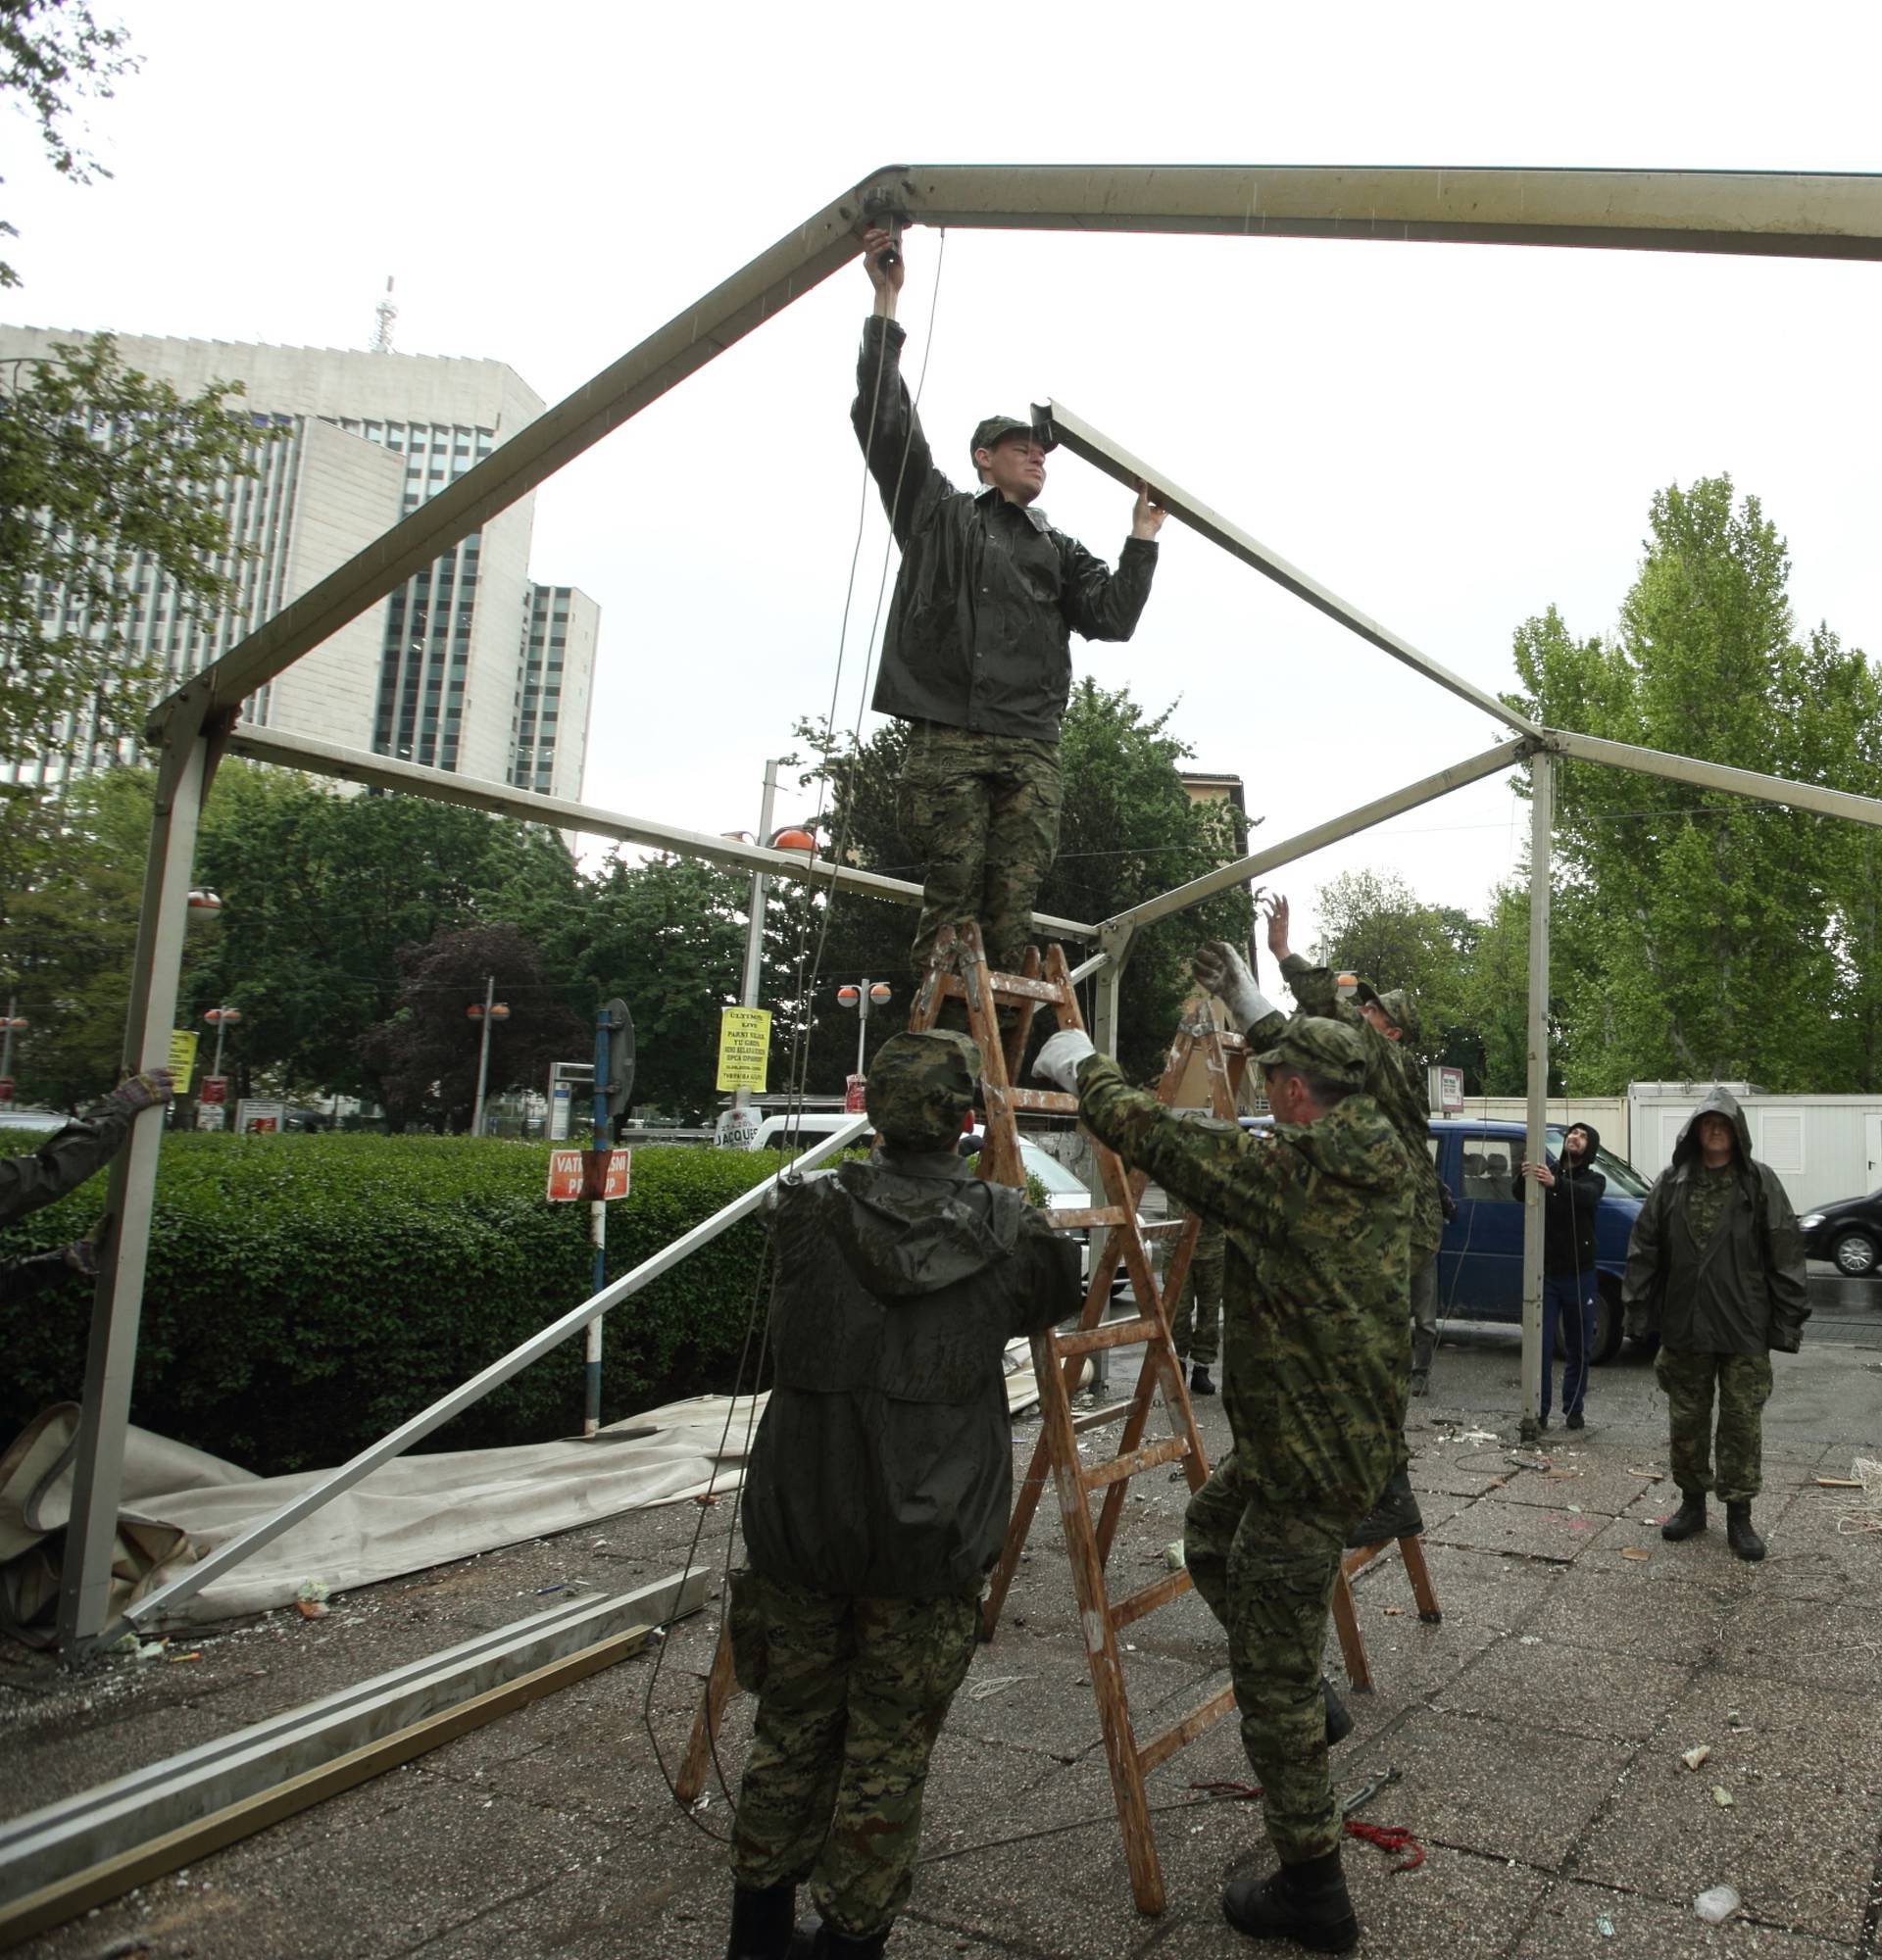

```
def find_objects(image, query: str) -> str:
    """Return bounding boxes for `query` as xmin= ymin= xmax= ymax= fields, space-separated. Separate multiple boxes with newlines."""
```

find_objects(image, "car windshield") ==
xmin=1547 ymin=1126 xmax=1652 ymax=1198
xmin=1016 ymin=1142 xmax=1092 ymax=1202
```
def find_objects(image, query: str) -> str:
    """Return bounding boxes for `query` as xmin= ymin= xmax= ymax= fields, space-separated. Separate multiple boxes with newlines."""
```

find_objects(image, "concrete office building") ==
xmin=0 ymin=328 xmax=598 ymax=801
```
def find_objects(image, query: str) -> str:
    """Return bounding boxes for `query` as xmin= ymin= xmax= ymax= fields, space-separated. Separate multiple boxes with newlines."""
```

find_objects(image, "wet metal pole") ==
xmin=470 ymin=974 xmax=495 ymax=1135
xmin=735 ymin=761 xmax=782 ymax=1125
xmin=1519 ymin=749 xmax=1554 ymax=1446
xmin=585 ymin=1008 xmax=610 ymax=1436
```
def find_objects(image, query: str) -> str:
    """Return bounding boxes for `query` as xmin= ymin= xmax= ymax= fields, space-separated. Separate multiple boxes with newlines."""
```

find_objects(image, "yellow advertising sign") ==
xmin=716 ymin=1006 xmax=771 ymax=1093
xmin=168 ymin=1029 xmax=200 ymax=1096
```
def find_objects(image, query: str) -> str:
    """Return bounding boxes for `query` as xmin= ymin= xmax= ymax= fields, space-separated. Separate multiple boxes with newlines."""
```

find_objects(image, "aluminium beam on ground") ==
xmin=144 ymin=167 xmax=1882 ymax=739
xmin=225 ymin=724 xmax=1100 ymax=942
xmin=1 ymin=1570 xmax=705 ymax=1916
xmin=117 ymin=1113 xmax=872 ymax=1635
xmin=1546 ymin=727 xmax=1882 ymax=829
xmin=1046 ymin=401 xmax=1539 ymax=740
xmin=1519 ymin=751 xmax=1554 ymax=1446
xmin=1105 ymin=739 xmax=1532 ymax=937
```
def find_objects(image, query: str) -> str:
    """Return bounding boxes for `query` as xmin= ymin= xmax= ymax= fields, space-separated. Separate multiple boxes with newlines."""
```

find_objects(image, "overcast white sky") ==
xmin=7 ymin=0 xmax=1879 ymax=956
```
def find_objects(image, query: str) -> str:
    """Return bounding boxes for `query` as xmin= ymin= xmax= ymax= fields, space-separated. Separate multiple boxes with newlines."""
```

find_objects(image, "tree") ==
xmin=1506 ymin=476 xmax=1882 ymax=1094
xmin=794 ymin=681 xmax=1255 ymax=1085
xmin=358 ymin=925 xmax=590 ymax=1132
xmin=1 ymin=0 xmax=137 ymax=289
xmin=0 ymin=335 xmax=272 ymax=763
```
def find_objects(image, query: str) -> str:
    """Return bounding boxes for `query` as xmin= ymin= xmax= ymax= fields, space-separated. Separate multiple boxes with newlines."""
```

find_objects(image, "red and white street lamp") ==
xmin=467 ymin=980 xmax=512 ymax=1135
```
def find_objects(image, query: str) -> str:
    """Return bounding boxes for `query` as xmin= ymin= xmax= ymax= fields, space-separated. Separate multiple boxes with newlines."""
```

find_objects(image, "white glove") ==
xmin=1191 ymin=940 xmax=1277 ymax=1032
xmin=1032 ymin=1029 xmax=1097 ymax=1093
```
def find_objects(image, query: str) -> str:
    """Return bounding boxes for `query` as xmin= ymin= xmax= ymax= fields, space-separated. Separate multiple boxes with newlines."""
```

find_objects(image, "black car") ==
xmin=1797 ymin=1191 xmax=1882 ymax=1277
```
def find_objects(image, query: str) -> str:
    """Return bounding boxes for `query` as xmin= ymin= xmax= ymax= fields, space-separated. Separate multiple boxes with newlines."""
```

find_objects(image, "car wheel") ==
xmin=1831 ymin=1229 xmax=1879 ymax=1278
xmin=1590 ymin=1278 xmax=1623 ymax=1365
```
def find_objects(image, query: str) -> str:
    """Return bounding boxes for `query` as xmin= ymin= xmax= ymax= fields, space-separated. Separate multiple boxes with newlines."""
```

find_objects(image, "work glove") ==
xmin=103 ymin=1069 xmax=174 ymax=1117
xmin=1032 ymin=1029 xmax=1097 ymax=1094
xmin=1191 ymin=941 xmax=1278 ymax=1032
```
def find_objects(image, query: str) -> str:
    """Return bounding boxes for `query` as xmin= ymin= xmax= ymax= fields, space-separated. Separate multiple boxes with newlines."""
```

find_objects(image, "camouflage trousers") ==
xmin=898 ymin=721 xmax=1064 ymax=976
xmin=728 ymin=1568 xmax=978 ymax=1937
xmin=1184 ymin=1456 xmax=1351 ymax=1864
xmin=1170 ymin=1216 xmax=1224 ymax=1368
xmin=1655 ymin=1347 xmax=1773 ymax=1502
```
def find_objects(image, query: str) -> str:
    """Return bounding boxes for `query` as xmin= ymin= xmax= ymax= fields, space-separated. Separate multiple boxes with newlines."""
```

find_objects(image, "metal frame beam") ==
xmin=1547 ymin=726 xmax=1882 ymax=828
xmin=115 ymin=1113 xmax=872 ymax=1634
xmin=1047 ymin=402 xmax=1539 ymax=738
xmin=225 ymin=725 xmax=1099 ymax=940
xmin=1105 ymin=740 xmax=1531 ymax=935
xmin=1518 ymin=752 xmax=1554 ymax=1446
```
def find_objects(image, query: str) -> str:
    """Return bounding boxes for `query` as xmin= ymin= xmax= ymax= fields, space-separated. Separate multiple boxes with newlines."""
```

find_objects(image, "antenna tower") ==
xmin=370 ymin=276 xmax=397 ymax=355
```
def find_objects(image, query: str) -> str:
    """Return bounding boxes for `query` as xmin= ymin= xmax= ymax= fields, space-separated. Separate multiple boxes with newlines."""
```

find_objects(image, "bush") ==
xmin=0 ymin=1132 xmax=787 ymax=1473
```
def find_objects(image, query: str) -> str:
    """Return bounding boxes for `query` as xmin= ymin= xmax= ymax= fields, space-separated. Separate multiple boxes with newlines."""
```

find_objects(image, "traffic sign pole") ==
xmin=585 ymin=1007 xmax=610 ymax=1437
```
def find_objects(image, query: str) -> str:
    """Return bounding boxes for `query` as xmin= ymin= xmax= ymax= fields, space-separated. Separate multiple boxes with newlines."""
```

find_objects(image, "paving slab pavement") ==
xmin=4 ymin=1319 xmax=1879 ymax=1959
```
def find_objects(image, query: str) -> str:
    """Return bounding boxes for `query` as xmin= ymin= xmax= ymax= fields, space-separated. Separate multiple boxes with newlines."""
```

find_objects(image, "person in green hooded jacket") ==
xmin=1035 ymin=1011 xmax=1410 ymax=1954
xmin=726 ymin=1030 xmax=1080 ymax=1960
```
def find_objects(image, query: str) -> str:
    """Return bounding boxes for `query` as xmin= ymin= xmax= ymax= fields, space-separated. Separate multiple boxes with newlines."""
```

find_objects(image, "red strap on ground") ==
xmin=1342 ymin=1817 xmax=1424 ymax=1872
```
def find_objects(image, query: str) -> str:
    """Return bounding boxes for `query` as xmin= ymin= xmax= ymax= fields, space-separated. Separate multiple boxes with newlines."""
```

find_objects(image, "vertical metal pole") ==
xmin=855 ymin=982 xmax=870 ymax=1079
xmin=585 ymin=1009 xmax=610 ymax=1436
xmin=1088 ymin=933 xmax=1132 ymax=1392
xmin=211 ymin=1014 xmax=226 ymax=1080
xmin=59 ymin=703 xmax=212 ymax=1653
xmin=1519 ymin=750 xmax=1555 ymax=1446
xmin=2 ymin=995 xmax=16 ymax=1080
xmin=735 ymin=760 xmax=781 ymax=1120
xmin=470 ymin=973 xmax=495 ymax=1135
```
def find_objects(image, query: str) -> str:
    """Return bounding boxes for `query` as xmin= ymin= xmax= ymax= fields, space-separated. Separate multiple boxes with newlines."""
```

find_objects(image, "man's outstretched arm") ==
xmin=852 ymin=226 xmax=942 ymax=545
xmin=1061 ymin=485 xmax=1164 ymax=641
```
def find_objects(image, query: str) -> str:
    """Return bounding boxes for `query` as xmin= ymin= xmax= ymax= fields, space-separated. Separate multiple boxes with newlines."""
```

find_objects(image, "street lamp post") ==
xmin=466 ymin=977 xmax=511 ymax=1135
xmin=203 ymin=1005 xmax=242 ymax=1079
xmin=836 ymin=979 xmax=894 ymax=1079
xmin=0 ymin=998 xmax=26 ymax=1088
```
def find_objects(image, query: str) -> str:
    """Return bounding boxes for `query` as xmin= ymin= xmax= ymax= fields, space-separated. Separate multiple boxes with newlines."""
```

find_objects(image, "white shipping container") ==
xmin=1625 ymin=1085 xmax=1882 ymax=1213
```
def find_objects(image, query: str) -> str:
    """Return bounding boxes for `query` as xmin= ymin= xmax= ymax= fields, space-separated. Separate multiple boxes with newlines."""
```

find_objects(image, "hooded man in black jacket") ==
xmin=726 ymin=1030 xmax=1081 ymax=1960
xmin=1512 ymin=1122 xmax=1606 ymax=1431
xmin=1622 ymin=1087 xmax=1808 ymax=1562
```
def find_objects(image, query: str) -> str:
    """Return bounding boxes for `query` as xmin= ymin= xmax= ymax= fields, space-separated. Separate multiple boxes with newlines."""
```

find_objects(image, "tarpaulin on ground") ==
xmin=0 ymin=1395 xmax=768 ymax=1642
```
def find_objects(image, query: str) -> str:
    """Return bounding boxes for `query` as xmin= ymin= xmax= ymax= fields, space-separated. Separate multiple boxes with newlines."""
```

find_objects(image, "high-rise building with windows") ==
xmin=0 ymin=327 xmax=598 ymax=801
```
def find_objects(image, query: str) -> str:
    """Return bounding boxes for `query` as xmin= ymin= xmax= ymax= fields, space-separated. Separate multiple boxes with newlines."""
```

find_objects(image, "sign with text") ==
xmin=715 ymin=1006 xmax=771 ymax=1094
xmin=716 ymin=1106 xmax=760 ymax=1150
xmin=169 ymin=1029 xmax=200 ymax=1095
xmin=199 ymin=1075 xmax=228 ymax=1105
xmin=1428 ymin=1064 xmax=1464 ymax=1113
xmin=236 ymin=1098 xmax=284 ymax=1134
xmin=546 ymin=1148 xmax=631 ymax=1202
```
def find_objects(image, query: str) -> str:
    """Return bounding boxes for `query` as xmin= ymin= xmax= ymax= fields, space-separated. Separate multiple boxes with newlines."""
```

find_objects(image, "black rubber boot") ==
xmin=1726 ymin=1501 xmax=1766 ymax=1562
xmin=1407 ymin=1366 xmax=1429 ymax=1397
xmin=1564 ymin=1411 xmax=1585 ymax=1431
xmin=1345 ymin=1466 xmax=1423 ymax=1548
xmin=808 ymin=1925 xmax=889 ymax=1958
xmin=1222 ymin=1846 xmax=1359 ymax=1952
xmin=1190 ymin=1364 xmax=1217 ymax=1396
xmin=1661 ymin=1491 xmax=1708 ymax=1542
xmin=727 ymin=1883 xmax=811 ymax=1960
xmin=1321 ymin=1674 xmax=1353 ymax=1747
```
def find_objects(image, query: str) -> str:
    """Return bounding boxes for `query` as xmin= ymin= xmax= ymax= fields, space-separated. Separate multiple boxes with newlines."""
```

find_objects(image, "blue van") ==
xmin=1428 ymin=1117 xmax=1649 ymax=1363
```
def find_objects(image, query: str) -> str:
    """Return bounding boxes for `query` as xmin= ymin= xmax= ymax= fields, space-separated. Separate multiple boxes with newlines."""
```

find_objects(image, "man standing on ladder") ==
xmin=855 ymin=225 xmax=1164 ymax=983
xmin=1035 ymin=1013 xmax=1410 ymax=1953
xmin=725 ymin=1031 xmax=1081 ymax=1960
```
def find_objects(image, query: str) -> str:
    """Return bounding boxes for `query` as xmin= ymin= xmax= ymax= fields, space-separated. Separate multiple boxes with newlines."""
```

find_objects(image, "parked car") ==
xmin=0 ymin=1106 xmax=70 ymax=1134
xmin=1797 ymin=1190 xmax=1882 ymax=1277
xmin=1241 ymin=1114 xmax=1651 ymax=1362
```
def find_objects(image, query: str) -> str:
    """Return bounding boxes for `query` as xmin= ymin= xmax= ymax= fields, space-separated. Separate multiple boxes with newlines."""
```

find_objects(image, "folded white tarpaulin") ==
xmin=0 ymin=1396 xmax=766 ymax=1642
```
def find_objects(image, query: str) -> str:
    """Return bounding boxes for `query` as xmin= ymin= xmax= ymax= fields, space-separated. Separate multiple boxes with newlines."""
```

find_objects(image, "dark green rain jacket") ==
xmin=1 ymin=1099 xmax=135 ymax=1308
xmin=1621 ymin=1086 xmax=1809 ymax=1355
xmin=854 ymin=318 xmax=1158 ymax=741
xmin=742 ymin=1150 xmax=1080 ymax=1599
xmin=1076 ymin=1055 xmax=1412 ymax=1516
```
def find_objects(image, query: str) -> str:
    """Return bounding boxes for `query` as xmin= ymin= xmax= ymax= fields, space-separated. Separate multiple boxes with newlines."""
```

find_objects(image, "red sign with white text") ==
xmin=546 ymin=1148 xmax=631 ymax=1202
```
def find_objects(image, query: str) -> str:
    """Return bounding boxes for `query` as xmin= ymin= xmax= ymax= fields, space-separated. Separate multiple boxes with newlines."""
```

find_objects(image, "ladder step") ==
xmin=1138 ymin=1219 xmax=1186 ymax=1236
xmin=991 ymin=1087 xmax=1079 ymax=1115
xmin=1069 ymin=1397 xmax=1137 ymax=1434
xmin=1080 ymin=1435 xmax=1188 ymax=1491
xmin=1109 ymin=1567 xmax=1190 ymax=1631
xmin=1044 ymin=1205 xmax=1129 ymax=1232
xmin=1055 ymin=1316 xmax=1159 ymax=1355
xmin=1137 ymin=1686 xmax=1239 ymax=1777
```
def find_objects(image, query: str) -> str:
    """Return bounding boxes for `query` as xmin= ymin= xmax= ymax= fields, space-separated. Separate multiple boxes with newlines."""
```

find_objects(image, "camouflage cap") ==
xmin=866 ymin=1030 xmax=983 ymax=1147
xmin=969 ymin=413 xmax=1057 ymax=463
xmin=1373 ymin=987 xmax=1420 ymax=1042
xmin=1254 ymin=1013 xmax=1367 ymax=1090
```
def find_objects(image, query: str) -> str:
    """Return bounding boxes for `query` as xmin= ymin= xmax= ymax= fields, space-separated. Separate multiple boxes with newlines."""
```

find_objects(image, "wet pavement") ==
xmin=4 ymin=1308 xmax=1879 ymax=1959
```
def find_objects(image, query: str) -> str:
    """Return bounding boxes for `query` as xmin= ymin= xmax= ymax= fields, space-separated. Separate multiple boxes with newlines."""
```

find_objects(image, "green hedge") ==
xmin=1 ymin=1133 xmax=785 ymax=1473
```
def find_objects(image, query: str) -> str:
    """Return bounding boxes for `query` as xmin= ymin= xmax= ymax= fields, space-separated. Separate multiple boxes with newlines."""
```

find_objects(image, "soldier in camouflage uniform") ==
xmin=1035 ymin=1013 xmax=1411 ymax=1953
xmin=1621 ymin=1086 xmax=1808 ymax=1563
xmin=727 ymin=1031 xmax=1081 ymax=1960
xmin=856 ymin=227 xmax=1163 ymax=976
xmin=1168 ymin=1205 xmax=1225 ymax=1396
xmin=1194 ymin=897 xmax=1435 ymax=1546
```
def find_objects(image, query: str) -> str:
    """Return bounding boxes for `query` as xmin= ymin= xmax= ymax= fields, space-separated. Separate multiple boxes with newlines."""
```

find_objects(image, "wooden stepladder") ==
xmin=904 ymin=927 xmax=1237 ymax=1915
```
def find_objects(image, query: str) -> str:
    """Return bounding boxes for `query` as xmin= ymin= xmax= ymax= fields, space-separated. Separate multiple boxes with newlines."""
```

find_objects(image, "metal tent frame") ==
xmin=52 ymin=163 xmax=1882 ymax=1657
